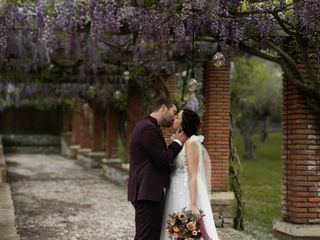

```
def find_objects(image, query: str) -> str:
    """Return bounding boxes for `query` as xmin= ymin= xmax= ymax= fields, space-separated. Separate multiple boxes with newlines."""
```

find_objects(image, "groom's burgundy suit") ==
xmin=128 ymin=115 xmax=182 ymax=240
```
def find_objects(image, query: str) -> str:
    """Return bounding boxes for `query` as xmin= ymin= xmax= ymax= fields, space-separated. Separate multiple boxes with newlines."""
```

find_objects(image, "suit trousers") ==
xmin=132 ymin=197 xmax=165 ymax=240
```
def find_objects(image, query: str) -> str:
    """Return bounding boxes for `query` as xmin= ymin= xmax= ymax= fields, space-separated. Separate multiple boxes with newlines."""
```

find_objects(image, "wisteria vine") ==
xmin=0 ymin=0 xmax=319 ymax=110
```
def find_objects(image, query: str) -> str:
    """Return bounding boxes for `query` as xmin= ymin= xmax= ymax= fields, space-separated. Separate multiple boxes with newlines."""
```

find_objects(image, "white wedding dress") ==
xmin=160 ymin=135 xmax=219 ymax=240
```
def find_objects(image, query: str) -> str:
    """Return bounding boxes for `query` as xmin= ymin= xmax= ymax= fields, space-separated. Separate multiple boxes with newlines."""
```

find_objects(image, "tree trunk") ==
xmin=243 ymin=131 xmax=256 ymax=160
xmin=259 ymin=119 xmax=268 ymax=143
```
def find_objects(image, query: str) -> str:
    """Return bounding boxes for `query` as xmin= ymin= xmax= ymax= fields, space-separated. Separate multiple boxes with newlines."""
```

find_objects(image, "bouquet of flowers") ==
xmin=166 ymin=207 xmax=204 ymax=240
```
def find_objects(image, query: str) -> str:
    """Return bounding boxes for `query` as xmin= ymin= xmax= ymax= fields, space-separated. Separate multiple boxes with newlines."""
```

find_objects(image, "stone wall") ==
xmin=102 ymin=161 xmax=128 ymax=187
xmin=211 ymin=192 xmax=234 ymax=228
xmin=2 ymin=134 xmax=60 ymax=154
xmin=0 ymin=107 xmax=62 ymax=134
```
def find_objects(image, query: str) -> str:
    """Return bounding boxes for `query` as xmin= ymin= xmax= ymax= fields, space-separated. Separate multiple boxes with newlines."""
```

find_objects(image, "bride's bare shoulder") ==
xmin=185 ymin=139 xmax=200 ymax=154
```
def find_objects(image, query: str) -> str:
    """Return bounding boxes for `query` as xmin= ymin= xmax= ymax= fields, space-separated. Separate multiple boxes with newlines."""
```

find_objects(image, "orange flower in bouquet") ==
xmin=166 ymin=207 xmax=204 ymax=240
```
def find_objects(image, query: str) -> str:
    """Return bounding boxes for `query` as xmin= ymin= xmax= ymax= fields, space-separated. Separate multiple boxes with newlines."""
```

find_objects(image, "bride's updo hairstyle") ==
xmin=181 ymin=109 xmax=201 ymax=137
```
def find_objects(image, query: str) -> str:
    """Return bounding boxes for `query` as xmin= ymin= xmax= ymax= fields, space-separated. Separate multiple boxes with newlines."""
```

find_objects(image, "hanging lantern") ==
xmin=123 ymin=70 xmax=130 ymax=82
xmin=188 ymin=72 xmax=199 ymax=93
xmin=212 ymin=51 xmax=226 ymax=67
xmin=113 ymin=90 xmax=122 ymax=100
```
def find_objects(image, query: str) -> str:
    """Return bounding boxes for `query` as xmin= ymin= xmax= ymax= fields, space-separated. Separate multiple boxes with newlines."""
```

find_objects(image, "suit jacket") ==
xmin=127 ymin=115 xmax=182 ymax=202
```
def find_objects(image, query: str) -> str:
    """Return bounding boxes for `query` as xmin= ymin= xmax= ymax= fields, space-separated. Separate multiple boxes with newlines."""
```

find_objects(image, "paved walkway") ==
xmin=7 ymin=154 xmax=256 ymax=240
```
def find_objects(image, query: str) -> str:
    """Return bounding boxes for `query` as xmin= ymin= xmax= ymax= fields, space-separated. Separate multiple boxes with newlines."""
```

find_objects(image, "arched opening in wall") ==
xmin=230 ymin=54 xmax=283 ymax=239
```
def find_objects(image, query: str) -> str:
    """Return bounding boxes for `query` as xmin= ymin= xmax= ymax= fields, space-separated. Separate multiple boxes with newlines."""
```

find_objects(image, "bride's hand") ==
xmin=190 ymin=204 xmax=201 ymax=219
xmin=175 ymin=128 xmax=188 ymax=144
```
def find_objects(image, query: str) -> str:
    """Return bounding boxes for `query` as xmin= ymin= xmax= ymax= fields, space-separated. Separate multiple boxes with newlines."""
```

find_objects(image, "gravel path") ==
xmin=7 ymin=154 xmax=256 ymax=240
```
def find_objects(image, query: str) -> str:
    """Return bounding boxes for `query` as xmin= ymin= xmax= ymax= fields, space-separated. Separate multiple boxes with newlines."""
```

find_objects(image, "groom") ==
xmin=128 ymin=97 xmax=187 ymax=240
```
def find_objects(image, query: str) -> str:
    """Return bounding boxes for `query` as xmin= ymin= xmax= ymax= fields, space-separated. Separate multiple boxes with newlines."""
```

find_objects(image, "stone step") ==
xmin=0 ymin=183 xmax=20 ymax=240
xmin=77 ymin=150 xmax=105 ymax=168
xmin=102 ymin=160 xmax=128 ymax=187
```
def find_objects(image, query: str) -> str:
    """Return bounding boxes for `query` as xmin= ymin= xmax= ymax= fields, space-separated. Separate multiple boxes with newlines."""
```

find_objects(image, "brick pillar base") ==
xmin=203 ymin=62 xmax=234 ymax=228
xmin=273 ymin=221 xmax=320 ymax=240
xmin=210 ymin=192 xmax=234 ymax=228
xmin=273 ymin=77 xmax=320 ymax=239
xmin=105 ymin=105 xmax=120 ymax=159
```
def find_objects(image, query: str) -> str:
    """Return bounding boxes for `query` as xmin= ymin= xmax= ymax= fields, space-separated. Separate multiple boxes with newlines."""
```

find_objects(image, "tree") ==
xmin=231 ymin=55 xmax=282 ymax=160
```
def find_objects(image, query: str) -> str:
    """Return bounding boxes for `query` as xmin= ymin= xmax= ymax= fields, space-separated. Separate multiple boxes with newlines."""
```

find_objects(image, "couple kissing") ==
xmin=128 ymin=97 xmax=219 ymax=240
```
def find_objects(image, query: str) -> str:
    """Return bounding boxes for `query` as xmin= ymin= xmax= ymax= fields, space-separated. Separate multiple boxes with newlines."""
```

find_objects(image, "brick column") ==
xmin=126 ymin=82 xmax=145 ymax=162
xmin=79 ymin=103 xmax=91 ymax=149
xmin=71 ymin=101 xmax=91 ymax=149
xmin=161 ymin=74 xmax=177 ymax=145
xmin=105 ymin=104 xmax=120 ymax=158
xmin=91 ymin=103 xmax=105 ymax=151
xmin=273 ymin=76 xmax=320 ymax=239
xmin=61 ymin=107 xmax=72 ymax=157
xmin=71 ymin=101 xmax=82 ymax=145
xmin=202 ymin=62 xmax=234 ymax=228
xmin=203 ymin=63 xmax=230 ymax=192
xmin=63 ymin=107 xmax=72 ymax=132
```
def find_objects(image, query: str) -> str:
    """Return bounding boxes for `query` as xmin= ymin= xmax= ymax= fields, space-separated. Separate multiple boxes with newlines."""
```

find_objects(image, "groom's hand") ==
xmin=175 ymin=129 xmax=188 ymax=144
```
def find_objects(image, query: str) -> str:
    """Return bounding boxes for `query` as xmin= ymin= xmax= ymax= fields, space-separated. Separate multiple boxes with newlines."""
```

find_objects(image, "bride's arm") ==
xmin=186 ymin=141 xmax=202 ymax=219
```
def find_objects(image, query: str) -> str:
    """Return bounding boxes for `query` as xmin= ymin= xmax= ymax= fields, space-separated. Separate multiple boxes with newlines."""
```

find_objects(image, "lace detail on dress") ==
xmin=171 ymin=146 xmax=188 ymax=198
xmin=172 ymin=148 xmax=187 ymax=176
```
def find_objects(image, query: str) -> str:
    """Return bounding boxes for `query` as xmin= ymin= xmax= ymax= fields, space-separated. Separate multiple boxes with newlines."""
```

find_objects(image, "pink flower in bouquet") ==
xmin=178 ymin=212 xmax=187 ymax=220
xmin=173 ymin=232 xmax=184 ymax=238
xmin=192 ymin=230 xmax=198 ymax=236
xmin=185 ymin=238 xmax=194 ymax=240
xmin=186 ymin=222 xmax=196 ymax=231
xmin=173 ymin=226 xmax=180 ymax=232
xmin=169 ymin=217 xmax=176 ymax=226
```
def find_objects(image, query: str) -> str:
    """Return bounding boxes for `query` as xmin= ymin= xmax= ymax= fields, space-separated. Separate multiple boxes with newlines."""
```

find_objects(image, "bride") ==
xmin=160 ymin=109 xmax=219 ymax=240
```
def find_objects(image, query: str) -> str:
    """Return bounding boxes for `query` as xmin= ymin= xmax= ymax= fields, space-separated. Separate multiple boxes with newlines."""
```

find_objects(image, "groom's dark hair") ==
xmin=151 ymin=96 xmax=174 ymax=111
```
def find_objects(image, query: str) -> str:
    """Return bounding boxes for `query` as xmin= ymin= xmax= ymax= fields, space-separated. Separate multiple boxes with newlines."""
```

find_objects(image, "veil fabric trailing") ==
xmin=190 ymin=135 xmax=212 ymax=197
xmin=201 ymin=143 xmax=212 ymax=197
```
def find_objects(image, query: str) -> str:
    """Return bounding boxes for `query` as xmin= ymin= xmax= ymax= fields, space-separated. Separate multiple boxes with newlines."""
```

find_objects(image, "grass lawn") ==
xmin=233 ymin=132 xmax=282 ymax=240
